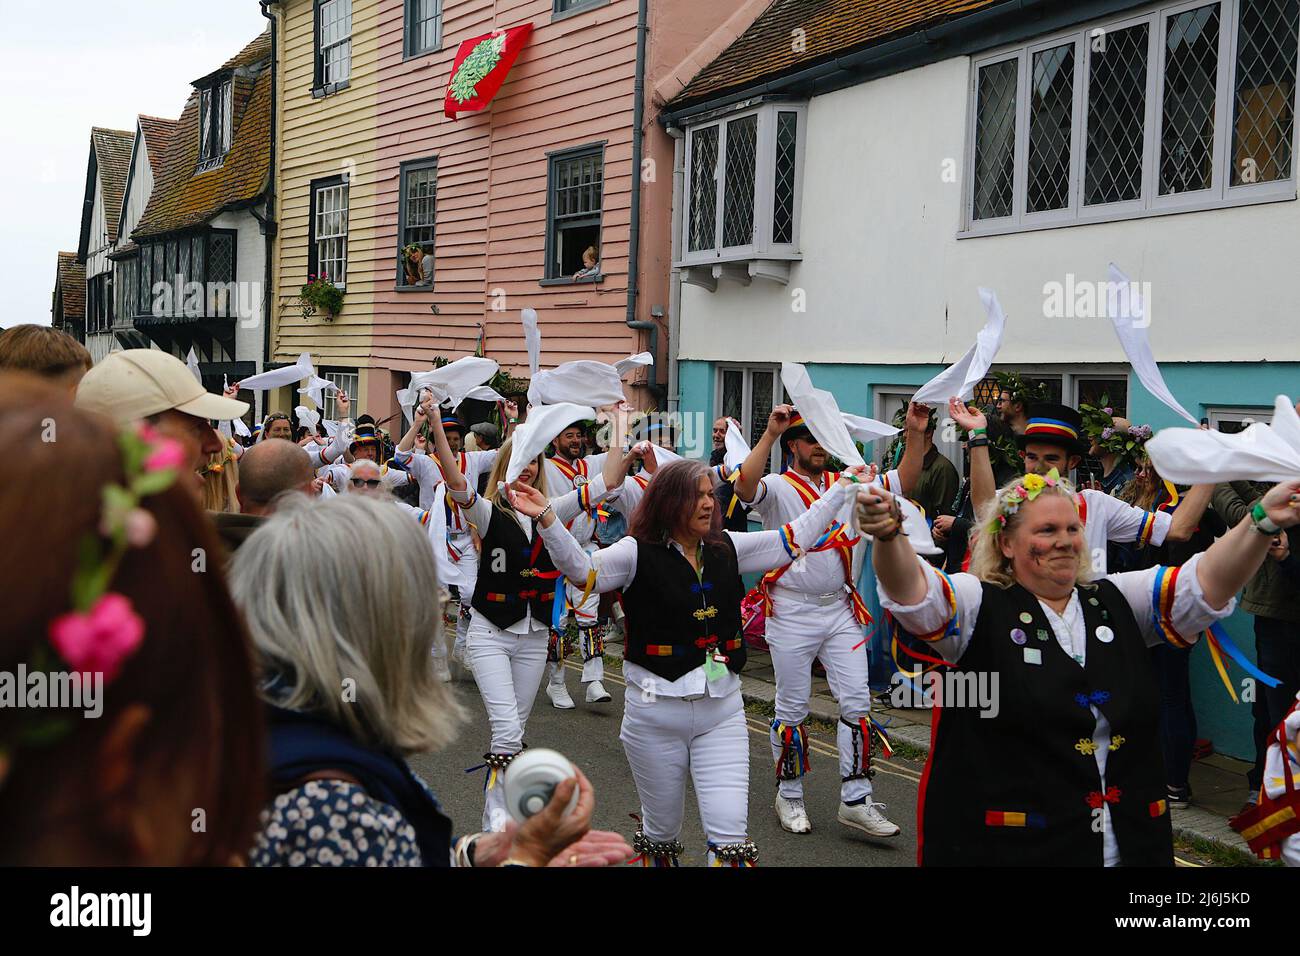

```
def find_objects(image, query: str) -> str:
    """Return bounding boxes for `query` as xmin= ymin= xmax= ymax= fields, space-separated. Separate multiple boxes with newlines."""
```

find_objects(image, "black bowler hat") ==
xmin=1016 ymin=403 xmax=1090 ymax=457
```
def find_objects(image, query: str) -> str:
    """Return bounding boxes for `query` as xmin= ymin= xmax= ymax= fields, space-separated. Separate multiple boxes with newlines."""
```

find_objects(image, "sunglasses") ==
xmin=350 ymin=478 xmax=382 ymax=488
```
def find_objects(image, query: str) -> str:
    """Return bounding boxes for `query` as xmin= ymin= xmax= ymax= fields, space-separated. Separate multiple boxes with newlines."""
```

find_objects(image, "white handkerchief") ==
xmin=238 ymin=353 xmax=314 ymax=391
xmin=724 ymin=419 xmax=750 ymax=472
xmin=859 ymin=477 xmax=943 ymax=556
xmin=322 ymin=419 xmax=342 ymax=439
xmin=522 ymin=309 xmax=542 ymax=378
xmin=911 ymin=288 xmax=1008 ymax=405
xmin=1106 ymin=264 xmax=1199 ymax=425
xmin=397 ymin=357 xmax=500 ymax=424
xmin=841 ymin=413 xmax=900 ymax=445
xmin=614 ymin=352 xmax=654 ymax=377
xmin=780 ymin=363 xmax=865 ymax=468
xmin=649 ymin=443 xmax=682 ymax=468
xmin=186 ymin=348 xmax=202 ymax=384
xmin=295 ymin=405 xmax=321 ymax=430
xmin=528 ymin=361 xmax=625 ymax=408
xmin=506 ymin=403 xmax=595 ymax=483
xmin=299 ymin=375 xmax=339 ymax=409
xmin=232 ymin=417 xmax=251 ymax=438
xmin=1146 ymin=395 xmax=1300 ymax=483
xmin=463 ymin=384 xmax=507 ymax=404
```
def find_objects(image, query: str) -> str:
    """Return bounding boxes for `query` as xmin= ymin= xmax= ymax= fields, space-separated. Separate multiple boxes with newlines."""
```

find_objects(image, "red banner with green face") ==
xmin=444 ymin=23 xmax=533 ymax=120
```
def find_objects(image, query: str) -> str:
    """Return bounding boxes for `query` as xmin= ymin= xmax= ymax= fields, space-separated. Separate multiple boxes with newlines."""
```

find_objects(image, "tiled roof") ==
xmin=138 ymin=115 xmax=179 ymax=178
xmin=56 ymin=251 xmax=86 ymax=321
xmin=671 ymin=0 xmax=1005 ymax=106
xmin=133 ymin=30 xmax=272 ymax=239
xmin=91 ymin=127 xmax=134 ymax=243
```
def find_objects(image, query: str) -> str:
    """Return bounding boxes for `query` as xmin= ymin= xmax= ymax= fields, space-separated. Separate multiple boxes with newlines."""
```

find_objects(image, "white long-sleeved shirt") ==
xmin=449 ymin=475 xmax=615 ymax=634
xmin=742 ymin=468 xmax=861 ymax=597
xmin=538 ymin=480 xmax=854 ymax=699
xmin=879 ymin=552 xmax=1233 ymax=866
xmin=544 ymin=453 xmax=609 ymax=549
xmin=395 ymin=448 xmax=498 ymax=512
xmin=304 ymin=420 xmax=352 ymax=470
xmin=1079 ymin=489 xmax=1172 ymax=574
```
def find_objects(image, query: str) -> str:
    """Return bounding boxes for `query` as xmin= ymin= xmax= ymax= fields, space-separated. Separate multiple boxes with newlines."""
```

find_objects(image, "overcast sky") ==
xmin=0 ymin=0 xmax=269 ymax=328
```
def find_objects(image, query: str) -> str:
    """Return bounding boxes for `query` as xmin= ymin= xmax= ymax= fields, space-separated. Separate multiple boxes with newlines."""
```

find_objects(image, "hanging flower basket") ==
xmin=300 ymin=274 xmax=344 ymax=321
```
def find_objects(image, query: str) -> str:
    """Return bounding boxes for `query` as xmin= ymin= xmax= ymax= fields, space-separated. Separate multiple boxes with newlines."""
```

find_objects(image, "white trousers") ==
xmin=465 ymin=609 xmax=550 ymax=831
xmin=764 ymin=595 xmax=874 ymax=803
xmin=453 ymin=581 xmax=474 ymax=656
xmin=620 ymin=686 xmax=750 ymax=856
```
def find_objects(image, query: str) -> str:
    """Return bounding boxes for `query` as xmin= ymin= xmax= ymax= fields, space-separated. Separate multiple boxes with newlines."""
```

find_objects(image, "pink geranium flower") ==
xmin=48 ymin=593 xmax=145 ymax=684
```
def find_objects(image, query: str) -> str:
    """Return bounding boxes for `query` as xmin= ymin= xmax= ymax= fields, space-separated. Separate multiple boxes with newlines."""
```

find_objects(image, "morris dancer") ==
xmin=733 ymin=405 xmax=900 ymax=838
xmin=952 ymin=401 xmax=1212 ymax=574
xmin=426 ymin=406 xmax=624 ymax=831
xmin=394 ymin=401 xmax=517 ymax=674
xmin=543 ymin=419 xmax=614 ymax=708
xmin=866 ymin=470 xmax=1300 ymax=865
xmin=514 ymin=458 xmax=867 ymax=865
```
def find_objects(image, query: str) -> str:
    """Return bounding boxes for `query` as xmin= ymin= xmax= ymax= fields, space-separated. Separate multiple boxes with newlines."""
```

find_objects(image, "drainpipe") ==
xmin=259 ymin=0 xmax=280 ymax=420
xmin=665 ymin=125 xmax=684 ymax=415
xmin=625 ymin=0 xmax=665 ymax=406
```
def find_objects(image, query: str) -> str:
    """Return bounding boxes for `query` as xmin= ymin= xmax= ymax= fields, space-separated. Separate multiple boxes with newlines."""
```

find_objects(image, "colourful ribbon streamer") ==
xmin=1203 ymin=621 xmax=1281 ymax=702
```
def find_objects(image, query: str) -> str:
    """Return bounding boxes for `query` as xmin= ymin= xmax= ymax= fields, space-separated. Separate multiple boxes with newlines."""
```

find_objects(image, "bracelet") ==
xmin=537 ymin=504 xmax=554 ymax=523
xmin=454 ymin=833 xmax=484 ymax=867
xmin=970 ymin=427 xmax=988 ymax=438
xmin=1251 ymin=501 xmax=1281 ymax=535
xmin=967 ymin=437 xmax=990 ymax=448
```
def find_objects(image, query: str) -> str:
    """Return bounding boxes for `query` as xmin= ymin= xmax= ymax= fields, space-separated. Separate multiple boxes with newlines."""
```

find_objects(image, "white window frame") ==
xmin=319 ymin=0 xmax=353 ymax=88
xmin=963 ymin=0 xmax=1299 ymax=237
xmin=323 ymin=370 xmax=359 ymax=419
xmin=715 ymin=364 xmax=789 ymax=474
xmin=679 ymin=101 xmax=807 ymax=267
xmin=314 ymin=182 xmax=349 ymax=289
xmin=1207 ymin=404 xmax=1272 ymax=430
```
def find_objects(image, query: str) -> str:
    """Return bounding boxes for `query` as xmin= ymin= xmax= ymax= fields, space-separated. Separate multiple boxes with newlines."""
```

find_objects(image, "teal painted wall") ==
xmin=677 ymin=358 xmax=1300 ymax=763
xmin=1128 ymin=362 xmax=1300 ymax=763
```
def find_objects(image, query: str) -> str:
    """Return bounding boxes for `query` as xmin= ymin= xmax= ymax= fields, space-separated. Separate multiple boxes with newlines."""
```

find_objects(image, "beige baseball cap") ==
xmin=76 ymin=349 xmax=249 ymax=426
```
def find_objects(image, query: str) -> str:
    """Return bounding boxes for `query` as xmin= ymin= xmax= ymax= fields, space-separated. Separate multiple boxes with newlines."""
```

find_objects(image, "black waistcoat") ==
xmin=920 ymin=579 xmax=1172 ymax=867
xmin=621 ymin=537 xmax=746 ymax=682
xmin=470 ymin=506 xmax=558 ymax=630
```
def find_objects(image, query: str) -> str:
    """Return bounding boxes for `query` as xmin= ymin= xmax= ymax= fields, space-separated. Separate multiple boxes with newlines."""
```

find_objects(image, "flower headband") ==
xmin=2 ymin=425 xmax=182 ymax=761
xmin=984 ymin=468 xmax=1077 ymax=536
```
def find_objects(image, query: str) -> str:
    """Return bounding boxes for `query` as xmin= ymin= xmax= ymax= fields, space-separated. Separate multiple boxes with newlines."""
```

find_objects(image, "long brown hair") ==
xmin=0 ymin=373 xmax=265 ymax=865
xmin=627 ymin=459 xmax=724 ymax=546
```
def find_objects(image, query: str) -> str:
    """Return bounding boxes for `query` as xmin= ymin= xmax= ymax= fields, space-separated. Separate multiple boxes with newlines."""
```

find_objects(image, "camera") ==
xmin=503 ymin=748 xmax=579 ymax=822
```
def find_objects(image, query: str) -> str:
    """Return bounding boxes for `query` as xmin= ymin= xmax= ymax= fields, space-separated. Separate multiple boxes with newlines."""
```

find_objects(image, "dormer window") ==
xmin=198 ymin=78 xmax=233 ymax=169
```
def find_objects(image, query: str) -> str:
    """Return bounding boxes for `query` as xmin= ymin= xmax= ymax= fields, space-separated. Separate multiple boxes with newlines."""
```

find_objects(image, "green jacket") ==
xmin=1211 ymin=482 xmax=1300 ymax=625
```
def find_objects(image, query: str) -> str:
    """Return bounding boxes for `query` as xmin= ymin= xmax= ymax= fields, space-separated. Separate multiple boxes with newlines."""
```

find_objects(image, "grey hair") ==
xmin=228 ymin=493 xmax=464 ymax=755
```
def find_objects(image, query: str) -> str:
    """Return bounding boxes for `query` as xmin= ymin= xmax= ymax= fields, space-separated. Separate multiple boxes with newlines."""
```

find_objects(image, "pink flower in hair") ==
xmin=144 ymin=437 xmax=186 ymax=473
xmin=48 ymin=593 xmax=145 ymax=684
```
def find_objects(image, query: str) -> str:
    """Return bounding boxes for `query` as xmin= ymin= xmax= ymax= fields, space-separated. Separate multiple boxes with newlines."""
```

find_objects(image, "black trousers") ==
xmin=1247 ymin=616 xmax=1300 ymax=791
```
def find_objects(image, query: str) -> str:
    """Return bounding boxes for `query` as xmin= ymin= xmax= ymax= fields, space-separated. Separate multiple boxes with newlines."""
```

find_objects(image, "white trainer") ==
xmin=775 ymin=794 xmax=812 ymax=834
xmin=838 ymin=802 xmax=900 ymax=838
xmin=585 ymin=680 xmax=612 ymax=703
xmin=547 ymin=677 xmax=575 ymax=710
